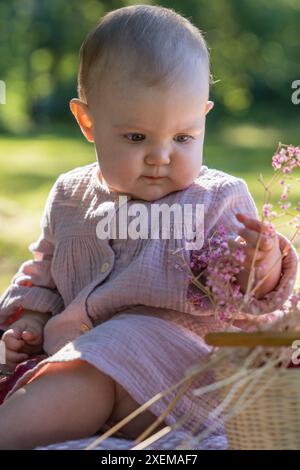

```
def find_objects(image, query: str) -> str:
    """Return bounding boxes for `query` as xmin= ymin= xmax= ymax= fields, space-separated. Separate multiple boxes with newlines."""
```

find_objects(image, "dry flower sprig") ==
xmin=261 ymin=144 xmax=300 ymax=234
xmin=186 ymin=225 xmax=245 ymax=321
xmin=172 ymin=143 xmax=300 ymax=323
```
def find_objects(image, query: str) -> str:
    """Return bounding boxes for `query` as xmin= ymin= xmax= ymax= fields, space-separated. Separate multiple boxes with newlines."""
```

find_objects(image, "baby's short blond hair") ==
xmin=78 ymin=4 xmax=210 ymax=103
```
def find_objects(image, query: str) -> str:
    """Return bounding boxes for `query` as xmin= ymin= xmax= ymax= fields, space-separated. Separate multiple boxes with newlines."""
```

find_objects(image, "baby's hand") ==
xmin=233 ymin=213 xmax=282 ymax=298
xmin=1 ymin=312 xmax=46 ymax=371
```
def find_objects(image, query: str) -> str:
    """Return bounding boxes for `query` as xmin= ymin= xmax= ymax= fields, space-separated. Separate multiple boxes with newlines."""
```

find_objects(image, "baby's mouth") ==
xmin=143 ymin=175 xmax=166 ymax=180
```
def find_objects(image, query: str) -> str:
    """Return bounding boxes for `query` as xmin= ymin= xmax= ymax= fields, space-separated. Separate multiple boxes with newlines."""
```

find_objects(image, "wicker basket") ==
xmin=205 ymin=331 xmax=300 ymax=450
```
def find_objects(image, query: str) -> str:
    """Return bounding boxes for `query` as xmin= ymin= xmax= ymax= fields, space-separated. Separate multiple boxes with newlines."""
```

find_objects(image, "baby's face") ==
xmin=72 ymin=72 xmax=213 ymax=201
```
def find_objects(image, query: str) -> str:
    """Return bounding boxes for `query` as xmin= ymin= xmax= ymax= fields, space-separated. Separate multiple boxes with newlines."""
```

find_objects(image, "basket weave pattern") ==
xmin=216 ymin=350 xmax=300 ymax=450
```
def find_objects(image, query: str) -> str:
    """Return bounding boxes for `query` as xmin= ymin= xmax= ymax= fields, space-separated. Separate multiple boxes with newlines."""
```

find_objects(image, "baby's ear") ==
xmin=69 ymin=98 xmax=94 ymax=142
xmin=205 ymin=101 xmax=214 ymax=115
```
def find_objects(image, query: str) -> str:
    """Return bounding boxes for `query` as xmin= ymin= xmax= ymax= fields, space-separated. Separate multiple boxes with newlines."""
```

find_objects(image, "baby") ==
xmin=0 ymin=5 xmax=298 ymax=449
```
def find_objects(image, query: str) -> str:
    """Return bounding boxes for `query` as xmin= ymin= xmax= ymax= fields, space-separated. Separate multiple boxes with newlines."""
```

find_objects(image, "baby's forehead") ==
xmin=90 ymin=76 xmax=208 ymax=133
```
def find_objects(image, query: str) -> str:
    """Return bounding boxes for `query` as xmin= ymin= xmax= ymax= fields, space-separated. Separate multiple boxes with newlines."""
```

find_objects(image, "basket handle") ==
xmin=205 ymin=331 xmax=300 ymax=347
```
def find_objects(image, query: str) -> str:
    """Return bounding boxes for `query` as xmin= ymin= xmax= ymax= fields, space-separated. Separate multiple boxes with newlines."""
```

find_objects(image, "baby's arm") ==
xmin=213 ymin=178 xmax=298 ymax=314
xmin=2 ymin=310 xmax=50 ymax=371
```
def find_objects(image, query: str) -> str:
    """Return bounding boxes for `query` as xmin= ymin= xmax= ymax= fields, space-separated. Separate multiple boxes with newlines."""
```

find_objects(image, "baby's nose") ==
xmin=145 ymin=147 xmax=171 ymax=165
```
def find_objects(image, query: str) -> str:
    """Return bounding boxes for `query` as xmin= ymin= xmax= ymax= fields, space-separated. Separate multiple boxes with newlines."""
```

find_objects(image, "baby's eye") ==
xmin=124 ymin=133 xmax=146 ymax=142
xmin=174 ymin=135 xmax=195 ymax=143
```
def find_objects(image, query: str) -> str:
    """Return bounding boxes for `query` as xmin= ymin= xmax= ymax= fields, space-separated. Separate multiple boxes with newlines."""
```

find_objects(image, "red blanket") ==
xmin=0 ymin=355 xmax=46 ymax=404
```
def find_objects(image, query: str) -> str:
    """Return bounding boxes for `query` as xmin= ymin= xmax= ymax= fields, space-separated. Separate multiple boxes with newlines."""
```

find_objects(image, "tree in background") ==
xmin=0 ymin=0 xmax=299 ymax=133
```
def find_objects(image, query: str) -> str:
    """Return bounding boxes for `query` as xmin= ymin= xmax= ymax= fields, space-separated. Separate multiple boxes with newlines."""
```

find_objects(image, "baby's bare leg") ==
xmin=0 ymin=359 xmax=115 ymax=449
xmin=108 ymin=382 xmax=165 ymax=440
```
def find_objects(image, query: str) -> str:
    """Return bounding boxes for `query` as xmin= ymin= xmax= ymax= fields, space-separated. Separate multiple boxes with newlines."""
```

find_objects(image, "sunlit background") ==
xmin=0 ymin=0 xmax=299 ymax=291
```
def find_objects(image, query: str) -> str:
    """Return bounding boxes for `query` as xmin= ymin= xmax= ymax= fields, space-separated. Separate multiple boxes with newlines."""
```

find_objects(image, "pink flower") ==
xmin=234 ymin=248 xmax=246 ymax=263
xmin=272 ymin=144 xmax=300 ymax=173
xmin=262 ymin=203 xmax=273 ymax=218
xmin=280 ymin=185 xmax=290 ymax=200
xmin=279 ymin=202 xmax=291 ymax=211
xmin=172 ymin=142 xmax=300 ymax=325
xmin=290 ymin=294 xmax=299 ymax=306
xmin=185 ymin=225 xmax=246 ymax=320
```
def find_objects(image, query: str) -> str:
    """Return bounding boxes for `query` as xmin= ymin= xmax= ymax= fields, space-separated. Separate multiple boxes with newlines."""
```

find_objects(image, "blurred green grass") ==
xmin=0 ymin=121 xmax=299 ymax=292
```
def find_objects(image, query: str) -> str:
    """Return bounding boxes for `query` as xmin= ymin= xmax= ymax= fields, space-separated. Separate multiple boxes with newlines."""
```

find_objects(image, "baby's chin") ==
xmin=129 ymin=182 xmax=191 ymax=202
xmin=111 ymin=177 xmax=195 ymax=202
xmin=122 ymin=187 xmax=168 ymax=202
